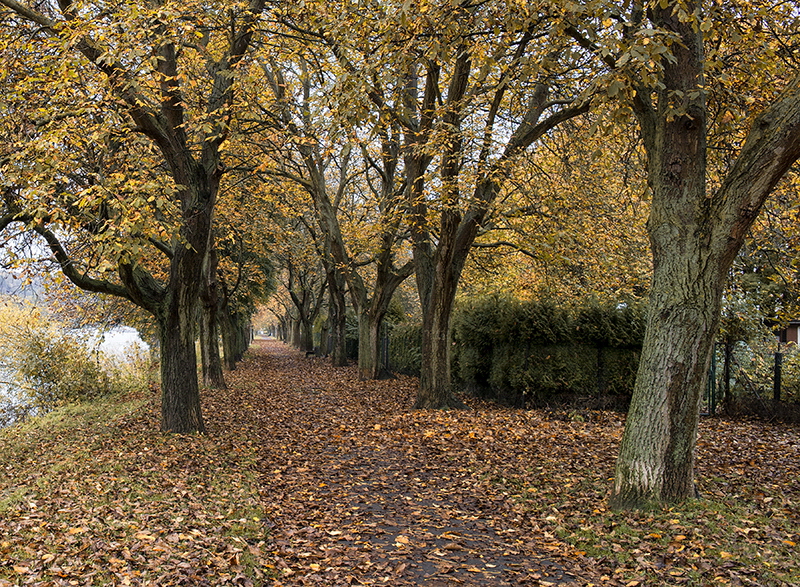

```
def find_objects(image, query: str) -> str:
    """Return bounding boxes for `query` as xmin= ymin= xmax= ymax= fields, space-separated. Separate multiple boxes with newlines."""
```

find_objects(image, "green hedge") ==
xmin=388 ymin=321 xmax=423 ymax=376
xmin=390 ymin=295 xmax=645 ymax=406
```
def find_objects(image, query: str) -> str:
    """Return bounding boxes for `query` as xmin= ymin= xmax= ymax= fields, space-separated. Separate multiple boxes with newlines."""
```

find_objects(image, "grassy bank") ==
xmin=0 ymin=389 xmax=270 ymax=586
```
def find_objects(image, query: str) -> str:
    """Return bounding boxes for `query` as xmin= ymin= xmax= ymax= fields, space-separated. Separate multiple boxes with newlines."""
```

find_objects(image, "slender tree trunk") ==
xmin=290 ymin=318 xmax=301 ymax=348
xmin=199 ymin=303 xmax=226 ymax=388
xmin=299 ymin=318 xmax=314 ymax=353
xmin=220 ymin=310 xmax=236 ymax=371
xmin=199 ymin=248 xmax=226 ymax=389
xmin=319 ymin=320 xmax=330 ymax=357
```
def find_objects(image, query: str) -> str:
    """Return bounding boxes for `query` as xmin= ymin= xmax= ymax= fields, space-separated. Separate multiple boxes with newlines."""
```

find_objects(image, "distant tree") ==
xmin=303 ymin=0 xmax=594 ymax=406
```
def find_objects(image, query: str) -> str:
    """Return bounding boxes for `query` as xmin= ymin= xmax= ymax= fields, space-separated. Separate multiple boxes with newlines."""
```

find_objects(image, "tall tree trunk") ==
xmin=357 ymin=307 xmax=385 ymax=380
xmin=290 ymin=317 xmax=301 ymax=348
xmin=199 ymin=248 xmax=226 ymax=389
xmin=328 ymin=271 xmax=348 ymax=367
xmin=299 ymin=318 xmax=314 ymax=353
xmin=611 ymin=2 xmax=707 ymax=508
xmin=199 ymin=303 xmax=226 ymax=389
xmin=611 ymin=3 xmax=800 ymax=509
xmin=413 ymin=254 xmax=467 ymax=408
xmin=159 ymin=237 xmax=208 ymax=433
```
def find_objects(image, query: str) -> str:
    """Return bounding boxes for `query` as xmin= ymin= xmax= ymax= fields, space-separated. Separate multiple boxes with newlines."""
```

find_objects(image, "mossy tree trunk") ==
xmin=610 ymin=3 xmax=800 ymax=508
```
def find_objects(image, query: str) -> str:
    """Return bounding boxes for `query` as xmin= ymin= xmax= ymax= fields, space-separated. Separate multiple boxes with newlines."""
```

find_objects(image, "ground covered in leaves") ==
xmin=0 ymin=339 xmax=798 ymax=586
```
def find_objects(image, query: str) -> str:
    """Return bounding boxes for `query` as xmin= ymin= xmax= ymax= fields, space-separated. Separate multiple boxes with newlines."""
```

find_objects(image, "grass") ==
xmin=0 ymin=388 xmax=271 ymax=586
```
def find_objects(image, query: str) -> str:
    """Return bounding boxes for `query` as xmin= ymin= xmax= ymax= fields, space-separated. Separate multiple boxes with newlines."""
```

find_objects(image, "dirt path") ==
xmin=222 ymin=340 xmax=603 ymax=586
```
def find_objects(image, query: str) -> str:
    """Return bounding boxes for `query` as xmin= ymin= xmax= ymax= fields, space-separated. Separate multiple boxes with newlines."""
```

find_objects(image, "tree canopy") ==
xmin=1 ymin=0 xmax=799 ymax=511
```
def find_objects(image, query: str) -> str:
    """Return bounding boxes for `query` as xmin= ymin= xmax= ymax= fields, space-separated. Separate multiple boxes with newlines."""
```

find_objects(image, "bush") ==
xmin=0 ymin=299 xmax=151 ymax=425
xmin=388 ymin=321 xmax=422 ymax=376
xmin=13 ymin=327 xmax=111 ymax=410
xmin=451 ymin=295 xmax=645 ymax=406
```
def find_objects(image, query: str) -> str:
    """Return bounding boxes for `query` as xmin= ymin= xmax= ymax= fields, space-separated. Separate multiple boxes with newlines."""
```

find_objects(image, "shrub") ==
xmin=0 ymin=299 xmax=151 ymax=425
xmin=388 ymin=321 xmax=422 ymax=376
xmin=452 ymin=295 xmax=645 ymax=406
xmin=13 ymin=327 xmax=111 ymax=410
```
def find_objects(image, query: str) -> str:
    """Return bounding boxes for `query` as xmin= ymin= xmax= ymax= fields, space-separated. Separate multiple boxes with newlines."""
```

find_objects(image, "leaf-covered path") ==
xmin=226 ymin=340 xmax=610 ymax=585
xmin=1 ymin=339 xmax=797 ymax=586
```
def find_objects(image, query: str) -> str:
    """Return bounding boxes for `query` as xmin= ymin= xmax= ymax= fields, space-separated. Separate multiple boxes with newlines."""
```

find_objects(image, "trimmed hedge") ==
xmin=388 ymin=321 xmax=423 ymax=376
xmin=453 ymin=296 xmax=643 ymax=405
xmin=389 ymin=295 xmax=645 ymax=407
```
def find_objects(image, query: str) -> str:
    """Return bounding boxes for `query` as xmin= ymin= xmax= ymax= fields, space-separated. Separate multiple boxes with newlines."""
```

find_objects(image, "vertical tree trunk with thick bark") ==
xmin=413 ymin=253 xmax=466 ymax=408
xmin=327 ymin=271 xmax=349 ymax=367
xmin=611 ymin=2 xmax=708 ymax=508
xmin=357 ymin=308 xmax=384 ymax=380
xmin=611 ymin=3 xmax=800 ymax=508
xmin=159 ymin=311 xmax=205 ymax=434
xmin=299 ymin=318 xmax=314 ymax=353
xmin=290 ymin=318 xmax=301 ymax=348
xmin=199 ymin=248 xmax=226 ymax=389
xmin=199 ymin=304 xmax=226 ymax=388
xmin=158 ymin=220 xmax=210 ymax=433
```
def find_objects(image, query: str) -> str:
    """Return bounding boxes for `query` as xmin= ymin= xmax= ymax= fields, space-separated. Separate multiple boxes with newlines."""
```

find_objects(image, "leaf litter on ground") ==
xmin=0 ymin=339 xmax=797 ymax=586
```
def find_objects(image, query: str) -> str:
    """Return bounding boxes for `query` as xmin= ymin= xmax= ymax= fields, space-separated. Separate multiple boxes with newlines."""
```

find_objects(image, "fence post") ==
xmin=774 ymin=351 xmax=783 ymax=403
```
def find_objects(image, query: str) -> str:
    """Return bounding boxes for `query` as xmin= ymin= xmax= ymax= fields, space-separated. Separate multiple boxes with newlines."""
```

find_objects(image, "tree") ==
xmin=308 ymin=0 xmax=593 ymax=406
xmin=461 ymin=116 xmax=651 ymax=302
xmin=251 ymin=44 xmax=414 ymax=377
xmin=567 ymin=0 xmax=800 ymax=507
xmin=0 ymin=0 xmax=267 ymax=432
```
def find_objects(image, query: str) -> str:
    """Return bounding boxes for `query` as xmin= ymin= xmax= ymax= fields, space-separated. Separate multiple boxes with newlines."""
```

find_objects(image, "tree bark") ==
xmin=413 ymin=252 xmax=468 ymax=408
xmin=327 ymin=270 xmax=349 ymax=367
xmin=199 ymin=248 xmax=226 ymax=389
xmin=357 ymin=308 xmax=385 ymax=380
xmin=199 ymin=303 xmax=226 ymax=389
xmin=290 ymin=317 xmax=301 ymax=348
xmin=611 ymin=3 xmax=800 ymax=508
xmin=159 ymin=310 xmax=204 ymax=434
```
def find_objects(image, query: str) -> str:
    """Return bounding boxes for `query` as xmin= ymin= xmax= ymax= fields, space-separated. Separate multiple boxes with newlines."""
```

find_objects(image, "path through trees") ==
xmin=233 ymin=340 xmax=604 ymax=585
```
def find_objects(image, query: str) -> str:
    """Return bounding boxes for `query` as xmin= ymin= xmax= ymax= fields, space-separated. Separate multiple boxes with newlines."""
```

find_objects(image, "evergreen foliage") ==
xmin=388 ymin=321 xmax=423 ymax=376
xmin=389 ymin=295 xmax=645 ymax=406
